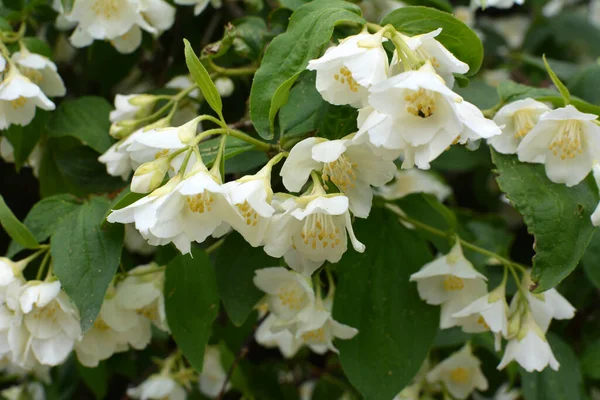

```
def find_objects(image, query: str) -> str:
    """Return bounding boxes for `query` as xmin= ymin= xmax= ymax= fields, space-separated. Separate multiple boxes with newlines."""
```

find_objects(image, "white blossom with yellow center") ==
xmin=280 ymin=137 xmax=397 ymax=218
xmin=254 ymin=267 xmax=315 ymax=323
xmin=11 ymin=51 xmax=65 ymax=98
xmin=10 ymin=281 xmax=80 ymax=368
xmin=489 ymin=98 xmax=551 ymax=155
xmin=517 ymin=105 xmax=600 ymax=187
xmin=264 ymin=193 xmax=365 ymax=276
xmin=255 ymin=313 xmax=303 ymax=359
xmin=307 ymin=32 xmax=389 ymax=108
xmin=391 ymin=29 xmax=469 ymax=87
xmin=357 ymin=63 xmax=499 ymax=169
xmin=376 ymin=168 xmax=452 ymax=202
xmin=0 ymin=60 xmax=55 ymax=130
xmin=426 ymin=344 xmax=488 ymax=400
xmin=452 ymin=284 xmax=509 ymax=340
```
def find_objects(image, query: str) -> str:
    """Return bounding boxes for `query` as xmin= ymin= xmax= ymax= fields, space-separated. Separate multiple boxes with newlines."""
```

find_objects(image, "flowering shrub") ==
xmin=1 ymin=0 xmax=600 ymax=398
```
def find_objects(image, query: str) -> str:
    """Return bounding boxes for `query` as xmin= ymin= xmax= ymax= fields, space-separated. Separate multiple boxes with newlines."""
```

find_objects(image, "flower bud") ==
xmin=506 ymin=310 xmax=522 ymax=339
xmin=215 ymin=77 xmax=234 ymax=97
xmin=129 ymin=94 xmax=158 ymax=111
xmin=131 ymin=158 xmax=169 ymax=193
xmin=178 ymin=117 xmax=202 ymax=145
xmin=0 ymin=257 xmax=25 ymax=286
xmin=110 ymin=119 xmax=139 ymax=139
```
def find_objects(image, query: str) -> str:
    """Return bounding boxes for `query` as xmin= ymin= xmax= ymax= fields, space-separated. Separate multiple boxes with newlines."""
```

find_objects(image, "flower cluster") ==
xmin=253 ymin=267 xmax=358 ymax=358
xmin=410 ymin=241 xmax=575 ymax=373
xmin=0 ymin=48 xmax=65 ymax=130
xmin=0 ymin=256 xmax=168 ymax=374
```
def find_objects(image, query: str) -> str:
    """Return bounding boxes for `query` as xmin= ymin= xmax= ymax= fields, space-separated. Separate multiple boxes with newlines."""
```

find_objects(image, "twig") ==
xmin=202 ymin=11 xmax=223 ymax=47
xmin=216 ymin=313 xmax=268 ymax=399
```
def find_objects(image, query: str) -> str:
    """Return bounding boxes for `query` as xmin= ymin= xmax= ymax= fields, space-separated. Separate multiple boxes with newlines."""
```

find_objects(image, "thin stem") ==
xmin=366 ymin=22 xmax=383 ymax=32
xmin=35 ymin=251 xmax=51 ymax=281
xmin=211 ymin=135 xmax=228 ymax=175
xmin=177 ymin=148 xmax=194 ymax=176
xmin=385 ymin=203 xmax=529 ymax=272
xmin=206 ymin=238 xmax=225 ymax=254
xmin=19 ymin=246 xmax=49 ymax=265
xmin=206 ymin=57 xmax=258 ymax=77
xmin=227 ymin=129 xmax=275 ymax=152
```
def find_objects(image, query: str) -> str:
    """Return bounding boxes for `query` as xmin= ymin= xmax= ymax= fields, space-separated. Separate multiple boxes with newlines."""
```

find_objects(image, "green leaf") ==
xmin=0 ymin=195 xmax=39 ymax=250
xmin=184 ymin=39 xmax=223 ymax=120
xmin=232 ymin=17 xmax=268 ymax=60
xmin=543 ymin=54 xmax=570 ymax=105
xmin=568 ymin=63 xmax=600 ymax=105
xmin=46 ymin=97 xmax=113 ymax=153
xmin=279 ymin=0 xmax=310 ymax=10
xmin=38 ymin=137 xmax=125 ymax=198
xmin=279 ymin=71 xmax=323 ymax=137
xmin=454 ymin=79 xmax=499 ymax=110
xmin=581 ymin=339 xmax=600 ymax=379
xmin=335 ymin=207 xmax=438 ymax=399
xmin=21 ymin=37 xmax=52 ymax=57
xmin=6 ymin=194 xmax=81 ymax=258
xmin=491 ymin=150 xmax=599 ymax=292
xmin=394 ymin=0 xmax=452 ymax=13
xmin=3 ymin=110 xmax=46 ymax=169
xmin=582 ymin=230 xmax=600 ymax=289
xmin=51 ymin=197 xmax=124 ymax=332
xmin=516 ymin=54 xmax=579 ymax=81
xmin=520 ymin=333 xmax=586 ymax=400
xmin=249 ymin=0 xmax=365 ymax=139
xmin=165 ymin=248 xmax=220 ymax=372
xmin=381 ymin=6 xmax=483 ymax=76
xmin=198 ymin=136 xmax=254 ymax=166
xmin=76 ymin=361 xmax=108 ymax=400
xmin=317 ymin=103 xmax=358 ymax=140
xmin=215 ymin=232 xmax=277 ymax=326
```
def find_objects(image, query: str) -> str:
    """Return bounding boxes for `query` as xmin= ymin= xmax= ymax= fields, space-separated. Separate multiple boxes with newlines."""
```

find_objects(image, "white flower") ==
xmin=114 ymin=264 xmax=168 ymax=332
xmin=0 ymin=258 xmax=27 ymax=287
xmin=591 ymin=0 xmax=600 ymax=28
xmin=452 ymin=284 xmax=508 ymax=337
xmin=67 ymin=0 xmax=175 ymax=53
xmin=13 ymin=281 xmax=80 ymax=367
xmin=497 ymin=312 xmax=559 ymax=372
xmin=474 ymin=383 xmax=520 ymax=400
xmin=294 ymin=295 xmax=358 ymax=355
xmin=358 ymin=63 xmax=497 ymax=169
xmin=525 ymin=288 xmax=575 ymax=333
xmin=489 ymin=98 xmax=551 ymax=155
xmin=215 ymin=77 xmax=234 ymax=97
xmin=360 ymin=0 xmax=404 ymax=22
xmin=392 ymin=29 xmax=469 ymax=87
xmin=253 ymin=267 xmax=315 ymax=322
xmin=198 ymin=346 xmax=230 ymax=398
xmin=470 ymin=0 xmax=523 ymax=10
xmin=426 ymin=344 xmax=488 ymax=400
xmin=75 ymin=287 xmax=151 ymax=367
xmin=255 ymin=313 xmax=303 ymax=359
xmin=110 ymin=94 xmax=156 ymax=123
xmin=543 ymin=0 xmax=577 ymax=17
xmin=410 ymin=241 xmax=487 ymax=306
xmin=1 ymin=382 xmax=45 ymax=400
xmin=376 ymin=168 xmax=452 ymax=202
xmin=127 ymin=375 xmax=186 ymax=400
xmin=173 ymin=0 xmax=221 ymax=16
xmin=223 ymin=162 xmax=278 ymax=247
xmin=517 ymin=105 xmax=600 ymax=187
xmin=166 ymin=75 xmax=200 ymax=99
xmin=11 ymin=51 xmax=66 ymax=97
xmin=0 ymin=64 xmax=55 ymax=130
xmin=280 ymin=137 xmax=397 ymax=217
xmin=592 ymin=164 xmax=600 ymax=226
xmin=264 ymin=193 xmax=365 ymax=276
xmin=483 ymin=15 xmax=530 ymax=49
xmin=98 ymin=140 xmax=135 ymax=180
xmin=483 ymin=69 xmax=511 ymax=88
xmin=307 ymin=32 xmax=389 ymax=108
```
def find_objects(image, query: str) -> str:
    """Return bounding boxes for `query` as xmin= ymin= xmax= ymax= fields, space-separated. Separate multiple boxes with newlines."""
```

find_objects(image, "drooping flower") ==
xmin=524 ymin=288 xmax=575 ymax=333
xmin=264 ymin=192 xmax=365 ymax=276
xmin=127 ymin=374 xmax=186 ymax=400
xmin=11 ymin=50 xmax=66 ymax=97
xmin=12 ymin=281 xmax=81 ymax=367
xmin=110 ymin=94 xmax=156 ymax=124
xmin=517 ymin=105 xmax=600 ymax=187
xmin=489 ymin=98 xmax=551 ymax=155
xmin=452 ymin=283 xmax=509 ymax=338
xmin=198 ymin=346 xmax=231 ymax=398
xmin=376 ymin=168 xmax=452 ymax=202
xmin=426 ymin=344 xmax=488 ymax=400
xmin=391 ymin=29 xmax=469 ymax=87
xmin=254 ymin=267 xmax=315 ymax=322
xmin=280 ymin=137 xmax=397 ymax=217
xmin=0 ymin=62 xmax=55 ymax=130
xmin=255 ymin=313 xmax=303 ymax=359
xmin=497 ymin=310 xmax=559 ymax=372
xmin=307 ymin=32 xmax=389 ymax=108
xmin=114 ymin=264 xmax=168 ymax=332
xmin=482 ymin=15 xmax=530 ymax=50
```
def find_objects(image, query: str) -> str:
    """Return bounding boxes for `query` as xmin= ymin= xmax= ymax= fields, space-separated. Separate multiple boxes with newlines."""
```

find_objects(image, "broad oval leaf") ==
xmin=381 ymin=6 xmax=483 ymax=76
xmin=51 ymin=197 xmax=124 ymax=332
xmin=183 ymin=39 xmax=223 ymax=120
xmin=0 ymin=195 xmax=39 ymax=250
xmin=249 ymin=0 xmax=365 ymax=139
xmin=165 ymin=248 xmax=219 ymax=372
xmin=334 ymin=207 xmax=438 ymax=399
xmin=491 ymin=150 xmax=599 ymax=292
xmin=215 ymin=232 xmax=278 ymax=326
xmin=7 ymin=194 xmax=81 ymax=258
